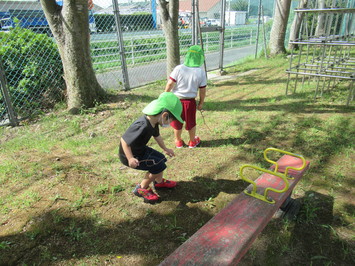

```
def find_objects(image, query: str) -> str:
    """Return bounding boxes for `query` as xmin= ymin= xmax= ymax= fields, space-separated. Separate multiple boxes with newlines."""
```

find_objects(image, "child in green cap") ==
xmin=165 ymin=45 xmax=207 ymax=148
xmin=119 ymin=92 xmax=183 ymax=204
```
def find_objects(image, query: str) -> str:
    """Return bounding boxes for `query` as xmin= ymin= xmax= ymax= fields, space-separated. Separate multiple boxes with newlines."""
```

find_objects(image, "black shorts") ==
xmin=127 ymin=147 xmax=167 ymax=174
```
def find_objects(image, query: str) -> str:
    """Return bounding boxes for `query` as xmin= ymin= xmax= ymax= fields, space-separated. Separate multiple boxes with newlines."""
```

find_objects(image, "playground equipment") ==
xmin=286 ymin=1 xmax=355 ymax=105
xmin=160 ymin=148 xmax=310 ymax=265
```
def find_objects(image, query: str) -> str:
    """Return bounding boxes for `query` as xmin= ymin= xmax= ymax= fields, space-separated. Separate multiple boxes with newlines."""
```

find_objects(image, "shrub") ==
xmin=0 ymin=25 xmax=65 ymax=119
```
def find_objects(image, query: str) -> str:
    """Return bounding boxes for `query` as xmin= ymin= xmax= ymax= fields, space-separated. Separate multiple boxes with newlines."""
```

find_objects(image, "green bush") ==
xmin=0 ymin=25 xmax=64 ymax=118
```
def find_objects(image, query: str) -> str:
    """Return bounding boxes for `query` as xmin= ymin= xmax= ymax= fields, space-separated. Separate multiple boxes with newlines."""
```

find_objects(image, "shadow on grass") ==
xmin=290 ymin=191 xmax=354 ymax=265
xmin=241 ymin=190 xmax=354 ymax=265
xmin=343 ymin=203 xmax=355 ymax=217
xmin=1 ymin=154 xmax=246 ymax=265
xmin=205 ymin=82 xmax=354 ymax=114
xmin=96 ymin=92 xmax=157 ymax=112
xmin=292 ymin=116 xmax=354 ymax=173
xmin=206 ymin=98 xmax=354 ymax=114
xmin=108 ymin=92 xmax=156 ymax=104
xmin=200 ymin=137 xmax=247 ymax=147
xmin=159 ymin=177 xmax=246 ymax=207
xmin=204 ymin=110 xmax=353 ymax=179
xmin=2 ymin=189 xmax=353 ymax=265
xmin=0 ymin=177 xmax=245 ymax=265
xmin=219 ymin=76 xmax=289 ymax=88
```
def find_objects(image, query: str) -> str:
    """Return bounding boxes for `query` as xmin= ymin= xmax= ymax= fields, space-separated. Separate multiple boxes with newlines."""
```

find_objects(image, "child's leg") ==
xmin=140 ymin=171 xmax=163 ymax=189
xmin=188 ymin=126 xmax=196 ymax=142
xmin=174 ymin=128 xmax=183 ymax=142
xmin=184 ymin=99 xmax=197 ymax=143
xmin=171 ymin=99 xmax=185 ymax=144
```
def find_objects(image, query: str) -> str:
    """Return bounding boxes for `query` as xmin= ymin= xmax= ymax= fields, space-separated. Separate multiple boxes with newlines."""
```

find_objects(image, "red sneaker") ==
xmin=133 ymin=184 xmax=159 ymax=204
xmin=188 ymin=136 xmax=201 ymax=148
xmin=154 ymin=178 xmax=177 ymax=189
xmin=175 ymin=140 xmax=185 ymax=148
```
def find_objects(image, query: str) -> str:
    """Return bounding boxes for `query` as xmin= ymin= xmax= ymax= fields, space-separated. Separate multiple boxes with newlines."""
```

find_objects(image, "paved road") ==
xmin=96 ymin=45 xmax=256 ymax=89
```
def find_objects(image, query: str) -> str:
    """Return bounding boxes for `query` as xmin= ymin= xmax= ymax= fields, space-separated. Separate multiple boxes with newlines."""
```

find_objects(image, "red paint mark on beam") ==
xmin=160 ymin=156 xmax=310 ymax=266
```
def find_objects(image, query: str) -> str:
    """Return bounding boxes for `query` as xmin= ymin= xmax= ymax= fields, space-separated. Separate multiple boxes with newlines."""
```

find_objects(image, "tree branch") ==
xmin=158 ymin=0 xmax=170 ymax=22
xmin=40 ymin=0 xmax=61 ymax=16
xmin=169 ymin=0 xmax=179 ymax=22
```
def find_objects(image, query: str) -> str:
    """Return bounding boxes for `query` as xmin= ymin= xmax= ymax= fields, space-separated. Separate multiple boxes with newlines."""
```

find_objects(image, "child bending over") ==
xmin=119 ymin=92 xmax=183 ymax=204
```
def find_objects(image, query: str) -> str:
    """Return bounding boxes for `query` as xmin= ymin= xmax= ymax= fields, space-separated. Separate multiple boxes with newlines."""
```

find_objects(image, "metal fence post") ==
xmin=219 ymin=0 xmax=226 ymax=73
xmin=261 ymin=5 xmax=268 ymax=59
xmin=112 ymin=0 xmax=130 ymax=90
xmin=231 ymin=30 xmax=233 ymax=48
xmin=206 ymin=33 xmax=209 ymax=51
xmin=255 ymin=0 xmax=262 ymax=59
xmin=131 ymin=38 xmax=135 ymax=65
xmin=0 ymin=56 xmax=18 ymax=127
xmin=192 ymin=0 xmax=198 ymax=45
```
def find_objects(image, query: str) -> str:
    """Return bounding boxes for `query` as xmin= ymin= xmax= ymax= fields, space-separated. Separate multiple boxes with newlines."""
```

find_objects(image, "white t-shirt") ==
xmin=169 ymin=64 xmax=207 ymax=99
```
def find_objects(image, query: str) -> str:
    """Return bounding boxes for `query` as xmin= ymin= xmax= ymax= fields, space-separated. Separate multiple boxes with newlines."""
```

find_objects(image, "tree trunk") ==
xmin=315 ymin=0 xmax=326 ymax=37
xmin=40 ymin=0 xmax=105 ymax=113
xmin=158 ymin=0 xmax=180 ymax=77
xmin=288 ymin=0 xmax=308 ymax=50
xmin=269 ymin=0 xmax=292 ymax=56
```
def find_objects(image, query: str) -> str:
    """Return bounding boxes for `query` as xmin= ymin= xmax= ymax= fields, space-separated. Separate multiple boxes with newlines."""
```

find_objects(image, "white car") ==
xmin=206 ymin=19 xmax=221 ymax=26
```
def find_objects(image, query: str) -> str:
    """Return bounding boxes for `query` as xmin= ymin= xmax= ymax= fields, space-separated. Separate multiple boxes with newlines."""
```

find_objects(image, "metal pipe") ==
xmin=295 ymin=8 xmax=355 ymax=13
xmin=288 ymin=41 xmax=355 ymax=45
xmin=261 ymin=5 xmax=268 ymax=59
xmin=255 ymin=0 xmax=262 ymax=59
xmin=191 ymin=0 xmax=195 ymax=45
xmin=289 ymin=66 xmax=355 ymax=75
xmin=347 ymin=80 xmax=354 ymax=105
xmin=286 ymin=47 xmax=295 ymax=95
xmin=196 ymin=0 xmax=207 ymax=78
xmin=112 ymin=0 xmax=130 ymax=90
xmin=219 ymin=0 xmax=226 ymax=72
xmin=294 ymin=44 xmax=304 ymax=93
xmin=285 ymin=71 xmax=355 ymax=80
xmin=287 ymin=3 xmax=355 ymax=105
xmin=0 ymin=56 xmax=18 ymax=126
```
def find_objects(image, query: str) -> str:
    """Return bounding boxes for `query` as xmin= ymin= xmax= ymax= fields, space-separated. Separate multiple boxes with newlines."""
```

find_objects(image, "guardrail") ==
xmin=91 ymin=25 xmax=264 ymax=73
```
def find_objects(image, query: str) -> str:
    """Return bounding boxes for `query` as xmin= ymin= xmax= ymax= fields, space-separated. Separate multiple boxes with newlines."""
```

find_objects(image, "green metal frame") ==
xmin=239 ymin=148 xmax=307 ymax=204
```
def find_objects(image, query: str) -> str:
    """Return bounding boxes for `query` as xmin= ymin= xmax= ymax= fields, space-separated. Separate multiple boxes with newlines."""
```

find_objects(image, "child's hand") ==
xmin=197 ymin=103 xmax=203 ymax=110
xmin=164 ymin=148 xmax=175 ymax=157
xmin=128 ymin=157 xmax=139 ymax=168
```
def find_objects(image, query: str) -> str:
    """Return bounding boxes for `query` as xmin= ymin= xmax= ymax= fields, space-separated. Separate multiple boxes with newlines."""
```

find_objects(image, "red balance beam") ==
xmin=160 ymin=155 xmax=310 ymax=266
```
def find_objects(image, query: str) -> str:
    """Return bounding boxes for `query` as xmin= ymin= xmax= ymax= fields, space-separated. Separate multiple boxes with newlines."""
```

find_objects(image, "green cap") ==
xmin=184 ymin=45 xmax=204 ymax=67
xmin=142 ymin=92 xmax=183 ymax=123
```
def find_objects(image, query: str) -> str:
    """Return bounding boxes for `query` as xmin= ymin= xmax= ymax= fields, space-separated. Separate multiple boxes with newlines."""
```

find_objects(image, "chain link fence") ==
xmin=0 ymin=0 xmax=271 ymax=127
xmin=0 ymin=0 xmax=65 ymax=127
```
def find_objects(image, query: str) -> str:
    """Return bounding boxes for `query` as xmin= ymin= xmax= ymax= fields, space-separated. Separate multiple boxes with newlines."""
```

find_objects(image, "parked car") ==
xmin=206 ymin=19 xmax=221 ymax=27
xmin=200 ymin=17 xmax=208 ymax=27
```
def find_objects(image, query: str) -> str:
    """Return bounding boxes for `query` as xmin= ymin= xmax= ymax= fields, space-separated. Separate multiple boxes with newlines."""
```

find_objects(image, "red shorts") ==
xmin=171 ymin=99 xmax=196 ymax=130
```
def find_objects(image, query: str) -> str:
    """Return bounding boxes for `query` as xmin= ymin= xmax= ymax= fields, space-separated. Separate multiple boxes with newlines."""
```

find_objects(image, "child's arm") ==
xmin=198 ymin=87 xmax=206 ymax=110
xmin=165 ymin=78 xmax=175 ymax=92
xmin=154 ymin=135 xmax=175 ymax=157
xmin=120 ymin=137 xmax=139 ymax=168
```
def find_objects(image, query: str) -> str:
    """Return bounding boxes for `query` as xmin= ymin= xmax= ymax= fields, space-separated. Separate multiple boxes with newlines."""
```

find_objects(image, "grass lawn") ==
xmin=0 ymin=55 xmax=354 ymax=265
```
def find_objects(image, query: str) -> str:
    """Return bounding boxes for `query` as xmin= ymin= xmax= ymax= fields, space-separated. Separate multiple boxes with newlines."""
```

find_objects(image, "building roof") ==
xmin=179 ymin=0 xmax=221 ymax=12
